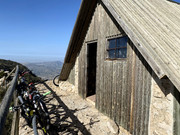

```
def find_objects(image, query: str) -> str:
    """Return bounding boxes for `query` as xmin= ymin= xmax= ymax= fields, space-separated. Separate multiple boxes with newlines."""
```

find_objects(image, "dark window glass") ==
xmin=117 ymin=36 xmax=128 ymax=47
xmin=109 ymin=39 xmax=116 ymax=49
xmin=119 ymin=48 xmax=127 ymax=58
xmin=107 ymin=36 xmax=128 ymax=59
xmin=109 ymin=50 xmax=115 ymax=58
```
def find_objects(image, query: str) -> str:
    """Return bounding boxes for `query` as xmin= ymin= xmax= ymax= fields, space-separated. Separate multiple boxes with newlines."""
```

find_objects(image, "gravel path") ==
xmin=19 ymin=81 xmax=129 ymax=135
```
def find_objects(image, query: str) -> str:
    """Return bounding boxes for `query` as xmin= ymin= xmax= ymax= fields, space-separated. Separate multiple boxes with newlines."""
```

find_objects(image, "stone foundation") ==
xmin=149 ymin=73 xmax=173 ymax=135
xmin=74 ymin=56 xmax=79 ymax=94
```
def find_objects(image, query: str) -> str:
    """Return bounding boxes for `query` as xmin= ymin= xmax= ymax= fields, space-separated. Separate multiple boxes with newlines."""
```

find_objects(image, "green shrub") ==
xmin=0 ymin=71 xmax=6 ymax=78
xmin=5 ymin=110 xmax=13 ymax=135
xmin=0 ymin=87 xmax=7 ymax=102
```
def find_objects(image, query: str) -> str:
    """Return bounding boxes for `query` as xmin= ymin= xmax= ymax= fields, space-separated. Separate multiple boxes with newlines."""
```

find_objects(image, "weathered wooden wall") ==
xmin=77 ymin=2 xmax=152 ymax=134
xmin=129 ymin=47 xmax=152 ymax=135
xmin=78 ymin=43 xmax=87 ymax=98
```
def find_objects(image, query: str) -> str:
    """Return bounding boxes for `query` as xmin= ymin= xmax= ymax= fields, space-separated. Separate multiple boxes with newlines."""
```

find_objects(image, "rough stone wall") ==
xmin=66 ymin=56 xmax=79 ymax=94
xmin=74 ymin=56 xmax=79 ymax=94
xmin=149 ymin=73 xmax=174 ymax=135
xmin=67 ymin=66 xmax=75 ymax=85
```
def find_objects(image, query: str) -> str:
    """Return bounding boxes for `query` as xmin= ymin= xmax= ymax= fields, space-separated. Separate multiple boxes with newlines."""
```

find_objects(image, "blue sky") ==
xmin=0 ymin=0 xmax=180 ymax=63
xmin=173 ymin=0 xmax=180 ymax=2
xmin=0 ymin=0 xmax=81 ymax=63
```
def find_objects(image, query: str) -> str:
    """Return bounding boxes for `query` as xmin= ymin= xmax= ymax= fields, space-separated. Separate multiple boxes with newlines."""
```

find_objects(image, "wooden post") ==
xmin=0 ymin=66 xmax=19 ymax=135
xmin=2 ymin=67 xmax=16 ymax=86
xmin=10 ymin=92 xmax=19 ymax=135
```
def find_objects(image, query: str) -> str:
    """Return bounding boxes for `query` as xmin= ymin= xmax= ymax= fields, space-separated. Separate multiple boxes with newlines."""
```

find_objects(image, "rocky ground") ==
xmin=19 ymin=81 xmax=129 ymax=135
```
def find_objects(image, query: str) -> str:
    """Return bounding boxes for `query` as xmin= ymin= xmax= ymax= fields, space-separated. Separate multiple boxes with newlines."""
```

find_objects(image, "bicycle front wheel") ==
xmin=32 ymin=115 xmax=47 ymax=135
xmin=38 ymin=100 xmax=50 ymax=131
xmin=53 ymin=75 xmax=60 ymax=86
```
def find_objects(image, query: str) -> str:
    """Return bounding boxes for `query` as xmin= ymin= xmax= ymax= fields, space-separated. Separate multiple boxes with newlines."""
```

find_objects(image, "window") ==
xmin=107 ymin=36 xmax=128 ymax=59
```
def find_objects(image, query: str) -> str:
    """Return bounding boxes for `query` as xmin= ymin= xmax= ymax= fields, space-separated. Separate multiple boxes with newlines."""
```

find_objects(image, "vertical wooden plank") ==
xmin=139 ymin=60 xmax=147 ymax=135
xmin=79 ymin=43 xmax=86 ymax=99
xmin=111 ymin=61 xmax=117 ymax=120
xmin=96 ymin=39 xmax=101 ymax=109
xmin=137 ymin=57 xmax=144 ymax=135
xmin=103 ymin=61 xmax=109 ymax=114
xmin=125 ymin=59 xmax=130 ymax=131
xmin=86 ymin=23 xmax=90 ymax=42
xmin=86 ymin=9 xmax=94 ymax=42
xmin=136 ymin=55 xmax=144 ymax=135
xmin=108 ymin=61 xmax=113 ymax=117
xmin=103 ymin=4 xmax=109 ymax=115
xmin=95 ymin=3 xmax=100 ymax=110
xmin=100 ymin=2 xmax=111 ymax=115
xmin=138 ymin=58 xmax=145 ymax=135
xmin=120 ymin=62 xmax=124 ymax=127
xmin=116 ymin=62 xmax=122 ymax=124
xmin=119 ymin=61 xmax=124 ymax=126
xmin=81 ymin=45 xmax=84 ymax=98
xmin=98 ymin=4 xmax=104 ymax=113
xmin=109 ymin=14 xmax=120 ymax=36
xmin=100 ymin=5 xmax=104 ymax=113
xmin=93 ymin=3 xmax=98 ymax=40
xmin=84 ymin=43 xmax=88 ymax=98
xmin=129 ymin=43 xmax=136 ymax=133
xmin=81 ymin=44 xmax=85 ymax=98
xmin=89 ymin=13 xmax=95 ymax=41
xmin=132 ymin=50 xmax=140 ymax=135
xmin=121 ymin=61 xmax=125 ymax=128
xmin=122 ymin=61 xmax=128 ymax=129
xmin=126 ymin=41 xmax=133 ymax=131
xmin=143 ymin=64 xmax=152 ymax=135
xmin=104 ymin=62 xmax=109 ymax=115
xmin=80 ymin=46 xmax=83 ymax=97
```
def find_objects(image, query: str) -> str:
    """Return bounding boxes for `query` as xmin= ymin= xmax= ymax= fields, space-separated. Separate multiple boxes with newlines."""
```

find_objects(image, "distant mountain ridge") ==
xmin=0 ymin=59 xmax=28 ymax=71
xmin=0 ymin=59 xmax=42 ymax=83
xmin=24 ymin=61 xmax=63 ymax=79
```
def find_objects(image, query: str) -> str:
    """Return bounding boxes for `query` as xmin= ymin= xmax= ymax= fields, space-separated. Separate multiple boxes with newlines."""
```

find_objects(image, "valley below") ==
xmin=24 ymin=61 xmax=63 ymax=80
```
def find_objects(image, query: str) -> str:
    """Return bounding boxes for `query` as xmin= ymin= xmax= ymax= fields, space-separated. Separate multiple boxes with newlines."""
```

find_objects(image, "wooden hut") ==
xmin=59 ymin=0 xmax=180 ymax=134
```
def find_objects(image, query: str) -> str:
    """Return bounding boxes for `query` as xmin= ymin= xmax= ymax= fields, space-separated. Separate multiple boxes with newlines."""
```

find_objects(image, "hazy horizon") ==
xmin=0 ymin=55 xmax=64 ymax=63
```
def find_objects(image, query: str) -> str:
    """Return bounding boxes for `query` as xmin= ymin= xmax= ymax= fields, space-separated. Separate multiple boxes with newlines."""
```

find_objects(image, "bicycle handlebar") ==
xmin=9 ymin=91 xmax=51 ymax=111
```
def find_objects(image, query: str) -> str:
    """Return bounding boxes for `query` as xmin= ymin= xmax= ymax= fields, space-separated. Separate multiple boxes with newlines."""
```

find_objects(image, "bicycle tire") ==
xmin=32 ymin=115 xmax=45 ymax=135
xmin=53 ymin=75 xmax=60 ymax=86
xmin=38 ymin=100 xmax=50 ymax=131
xmin=33 ymin=100 xmax=50 ymax=135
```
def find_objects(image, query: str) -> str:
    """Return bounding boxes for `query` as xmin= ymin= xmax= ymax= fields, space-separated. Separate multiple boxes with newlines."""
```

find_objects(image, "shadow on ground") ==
xmin=42 ymin=83 xmax=91 ymax=135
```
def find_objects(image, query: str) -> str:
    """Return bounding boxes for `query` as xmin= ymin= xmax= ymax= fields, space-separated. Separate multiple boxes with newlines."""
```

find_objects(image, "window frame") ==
xmin=106 ymin=35 xmax=128 ymax=60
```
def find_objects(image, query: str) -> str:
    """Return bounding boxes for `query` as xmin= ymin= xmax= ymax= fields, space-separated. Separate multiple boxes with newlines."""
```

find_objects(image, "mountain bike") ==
xmin=12 ymin=91 xmax=51 ymax=135
xmin=13 ymin=71 xmax=51 ymax=135
xmin=53 ymin=75 xmax=60 ymax=87
xmin=31 ymin=91 xmax=51 ymax=135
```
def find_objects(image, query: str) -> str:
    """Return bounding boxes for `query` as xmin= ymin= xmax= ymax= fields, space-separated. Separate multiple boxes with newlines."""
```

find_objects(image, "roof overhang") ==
xmin=59 ymin=0 xmax=98 ymax=80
